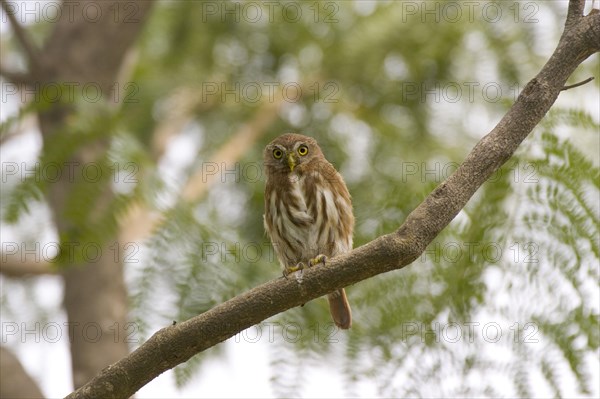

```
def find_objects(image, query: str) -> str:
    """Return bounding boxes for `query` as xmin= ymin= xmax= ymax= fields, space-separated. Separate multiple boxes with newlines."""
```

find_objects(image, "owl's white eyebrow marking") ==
xmin=292 ymin=141 xmax=307 ymax=151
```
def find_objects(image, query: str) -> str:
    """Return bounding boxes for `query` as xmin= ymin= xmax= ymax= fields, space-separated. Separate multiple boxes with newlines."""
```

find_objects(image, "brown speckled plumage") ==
xmin=263 ymin=133 xmax=353 ymax=329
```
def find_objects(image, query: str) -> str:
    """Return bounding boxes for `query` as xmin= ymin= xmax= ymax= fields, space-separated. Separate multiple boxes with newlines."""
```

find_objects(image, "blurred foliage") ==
xmin=1 ymin=0 xmax=599 ymax=397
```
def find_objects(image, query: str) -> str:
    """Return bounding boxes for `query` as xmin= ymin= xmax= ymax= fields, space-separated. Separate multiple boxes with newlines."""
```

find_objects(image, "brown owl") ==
xmin=263 ymin=133 xmax=354 ymax=329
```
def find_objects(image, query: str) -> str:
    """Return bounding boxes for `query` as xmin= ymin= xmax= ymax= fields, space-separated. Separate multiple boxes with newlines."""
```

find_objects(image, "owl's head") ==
xmin=263 ymin=133 xmax=324 ymax=175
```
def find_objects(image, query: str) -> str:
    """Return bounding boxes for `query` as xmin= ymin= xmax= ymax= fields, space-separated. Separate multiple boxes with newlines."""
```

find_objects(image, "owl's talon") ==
xmin=283 ymin=262 xmax=306 ymax=278
xmin=308 ymin=254 xmax=327 ymax=267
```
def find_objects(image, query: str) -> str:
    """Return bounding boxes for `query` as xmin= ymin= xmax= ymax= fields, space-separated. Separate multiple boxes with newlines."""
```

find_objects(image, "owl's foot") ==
xmin=283 ymin=262 xmax=306 ymax=279
xmin=308 ymin=254 xmax=327 ymax=267
xmin=282 ymin=256 xmax=326 ymax=281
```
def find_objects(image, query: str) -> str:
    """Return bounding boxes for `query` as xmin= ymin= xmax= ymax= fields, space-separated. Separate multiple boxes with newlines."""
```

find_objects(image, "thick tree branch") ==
xmin=66 ymin=4 xmax=600 ymax=399
xmin=565 ymin=0 xmax=585 ymax=30
xmin=0 ymin=259 xmax=56 ymax=277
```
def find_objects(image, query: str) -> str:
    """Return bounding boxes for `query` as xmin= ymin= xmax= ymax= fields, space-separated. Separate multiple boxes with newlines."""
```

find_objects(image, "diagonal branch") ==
xmin=565 ymin=0 xmax=585 ymax=30
xmin=0 ymin=0 xmax=42 ymax=73
xmin=66 ymin=6 xmax=600 ymax=399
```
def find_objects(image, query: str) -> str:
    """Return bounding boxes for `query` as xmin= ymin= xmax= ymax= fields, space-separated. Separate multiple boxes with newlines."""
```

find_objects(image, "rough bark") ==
xmin=66 ymin=3 xmax=600 ymax=399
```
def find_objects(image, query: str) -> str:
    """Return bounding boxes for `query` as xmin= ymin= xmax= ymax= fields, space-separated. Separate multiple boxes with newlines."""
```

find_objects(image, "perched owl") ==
xmin=263 ymin=133 xmax=354 ymax=329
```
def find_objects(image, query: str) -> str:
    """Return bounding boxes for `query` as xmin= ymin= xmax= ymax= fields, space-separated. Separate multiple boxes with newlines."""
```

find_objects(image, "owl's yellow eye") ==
xmin=297 ymin=145 xmax=308 ymax=156
xmin=273 ymin=149 xmax=283 ymax=159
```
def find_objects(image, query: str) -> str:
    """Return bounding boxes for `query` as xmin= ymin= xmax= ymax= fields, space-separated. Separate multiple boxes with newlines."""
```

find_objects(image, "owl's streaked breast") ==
xmin=264 ymin=170 xmax=352 ymax=269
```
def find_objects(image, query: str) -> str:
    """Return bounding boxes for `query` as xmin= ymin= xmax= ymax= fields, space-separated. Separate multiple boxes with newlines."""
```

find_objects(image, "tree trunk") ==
xmin=32 ymin=0 xmax=154 ymax=389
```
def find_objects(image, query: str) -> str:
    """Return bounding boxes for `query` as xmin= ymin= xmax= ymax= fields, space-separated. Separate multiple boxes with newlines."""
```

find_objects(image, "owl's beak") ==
xmin=287 ymin=153 xmax=296 ymax=172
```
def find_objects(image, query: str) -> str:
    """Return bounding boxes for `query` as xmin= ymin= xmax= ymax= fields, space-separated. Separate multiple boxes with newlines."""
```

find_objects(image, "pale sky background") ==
xmin=1 ymin=1 xmax=599 ymax=398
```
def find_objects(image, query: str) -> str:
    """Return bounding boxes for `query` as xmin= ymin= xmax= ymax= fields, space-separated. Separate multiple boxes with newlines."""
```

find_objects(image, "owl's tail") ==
xmin=328 ymin=289 xmax=352 ymax=329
